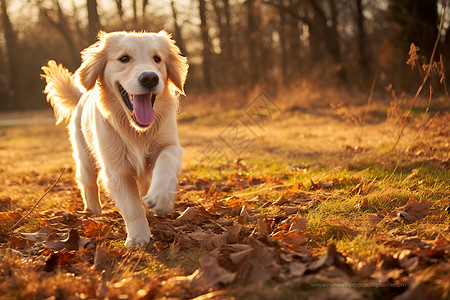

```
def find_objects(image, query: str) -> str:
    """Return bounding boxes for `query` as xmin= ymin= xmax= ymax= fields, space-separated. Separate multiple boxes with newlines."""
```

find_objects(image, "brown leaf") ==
xmin=78 ymin=219 xmax=101 ymax=238
xmin=45 ymin=229 xmax=80 ymax=251
xmin=176 ymin=207 xmax=200 ymax=222
xmin=375 ymin=252 xmax=400 ymax=272
xmin=432 ymin=235 xmax=450 ymax=251
xmin=173 ymin=234 xmax=193 ymax=249
xmin=0 ymin=211 xmax=23 ymax=227
xmin=235 ymin=239 xmax=280 ymax=282
xmin=258 ymin=218 xmax=270 ymax=236
xmin=289 ymin=217 xmax=307 ymax=231
xmin=331 ymin=224 xmax=355 ymax=235
xmin=396 ymin=198 xmax=431 ymax=222
xmin=229 ymin=245 xmax=253 ymax=265
xmin=20 ymin=231 xmax=48 ymax=242
xmin=188 ymin=230 xmax=218 ymax=249
xmin=220 ymin=224 xmax=242 ymax=244
xmin=191 ymin=254 xmax=236 ymax=287
xmin=167 ymin=254 xmax=235 ymax=293
xmin=93 ymin=244 xmax=121 ymax=271
xmin=368 ymin=213 xmax=384 ymax=224
xmin=289 ymin=261 xmax=307 ymax=277
xmin=282 ymin=205 xmax=298 ymax=215
xmin=238 ymin=205 xmax=251 ymax=224
xmin=10 ymin=235 xmax=30 ymax=249
xmin=44 ymin=251 xmax=77 ymax=272
xmin=0 ymin=226 xmax=8 ymax=243
xmin=355 ymin=197 xmax=369 ymax=209
xmin=308 ymin=244 xmax=353 ymax=276
xmin=271 ymin=229 xmax=308 ymax=252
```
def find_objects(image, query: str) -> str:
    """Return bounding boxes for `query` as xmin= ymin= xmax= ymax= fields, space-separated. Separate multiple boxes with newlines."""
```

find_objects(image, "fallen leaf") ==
xmin=355 ymin=197 xmax=368 ymax=209
xmin=168 ymin=254 xmax=235 ymax=292
xmin=188 ymin=230 xmax=218 ymax=249
xmin=93 ymin=244 xmax=121 ymax=271
xmin=0 ymin=211 xmax=23 ymax=227
xmin=176 ymin=207 xmax=199 ymax=222
xmin=257 ymin=217 xmax=270 ymax=236
xmin=10 ymin=235 xmax=29 ymax=249
xmin=271 ymin=229 xmax=308 ymax=251
xmin=289 ymin=217 xmax=307 ymax=231
xmin=368 ymin=213 xmax=384 ymax=224
xmin=20 ymin=231 xmax=48 ymax=242
xmin=45 ymin=229 xmax=80 ymax=251
xmin=220 ymin=224 xmax=242 ymax=244
xmin=282 ymin=205 xmax=298 ymax=215
xmin=396 ymin=198 xmax=431 ymax=222
xmin=44 ymin=251 xmax=77 ymax=272
xmin=235 ymin=239 xmax=280 ymax=282
xmin=432 ymin=235 xmax=450 ymax=251
xmin=289 ymin=261 xmax=307 ymax=277
xmin=78 ymin=219 xmax=101 ymax=238
xmin=238 ymin=205 xmax=251 ymax=224
xmin=308 ymin=244 xmax=353 ymax=276
xmin=331 ymin=224 xmax=355 ymax=235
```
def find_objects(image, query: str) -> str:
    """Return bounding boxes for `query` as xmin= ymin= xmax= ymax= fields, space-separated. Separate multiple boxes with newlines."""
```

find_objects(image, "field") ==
xmin=0 ymin=91 xmax=449 ymax=299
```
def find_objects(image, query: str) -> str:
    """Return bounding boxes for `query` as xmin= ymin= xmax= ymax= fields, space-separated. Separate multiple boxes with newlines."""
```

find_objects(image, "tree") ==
xmin=0 ymin=0 xmax=20 ymax=109
xmin=87 ymin=0 xmax=101 ymax=43
xmin=38 ymin=0 xmax=80 ymax=67
xmin=354 ymin=0 xmax=370 ymax=76
xmin=306 ymin=0 xmax=347 ymax=84
xmin=170 ymin=0 xmax=187 ymax=55
xmin=198 ymin=0 xmax=213 ymax=91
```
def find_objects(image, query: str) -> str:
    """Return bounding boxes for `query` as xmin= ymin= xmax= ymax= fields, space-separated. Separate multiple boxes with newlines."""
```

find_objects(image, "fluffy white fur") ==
xmin=41 ymin=31 xmax=188 ymax=248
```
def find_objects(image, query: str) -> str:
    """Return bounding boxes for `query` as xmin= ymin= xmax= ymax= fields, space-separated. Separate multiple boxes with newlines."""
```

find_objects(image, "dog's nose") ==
xmin=139 ymin=72 xmax=159 ymax=90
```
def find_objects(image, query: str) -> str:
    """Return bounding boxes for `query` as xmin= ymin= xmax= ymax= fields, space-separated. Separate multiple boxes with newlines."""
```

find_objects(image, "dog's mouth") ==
xmin=118 ymin=84 xmax=156 ymax=128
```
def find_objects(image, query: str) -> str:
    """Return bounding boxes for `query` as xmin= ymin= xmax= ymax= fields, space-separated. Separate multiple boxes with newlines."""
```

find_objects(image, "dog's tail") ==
xmin=41 ymin=60 xmax=83 ymax=124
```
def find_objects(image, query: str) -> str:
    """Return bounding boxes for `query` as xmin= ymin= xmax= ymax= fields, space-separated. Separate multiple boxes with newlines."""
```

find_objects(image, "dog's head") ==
xmin=75 ymin=31 xmax=188 ymax=129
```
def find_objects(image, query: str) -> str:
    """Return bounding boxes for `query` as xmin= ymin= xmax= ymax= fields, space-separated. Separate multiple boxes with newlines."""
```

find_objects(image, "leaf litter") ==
xmin=0 ymin=169 xmax=449 ymax=299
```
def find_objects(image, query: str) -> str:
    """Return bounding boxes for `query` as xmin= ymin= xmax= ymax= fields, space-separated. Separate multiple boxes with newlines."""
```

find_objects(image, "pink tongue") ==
xmin=132 ymin=94 xmax=155 ymax=125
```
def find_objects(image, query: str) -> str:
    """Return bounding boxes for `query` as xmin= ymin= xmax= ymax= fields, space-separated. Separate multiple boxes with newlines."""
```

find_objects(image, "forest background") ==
xmin=0 ymin=0 xmax=449 ymax=111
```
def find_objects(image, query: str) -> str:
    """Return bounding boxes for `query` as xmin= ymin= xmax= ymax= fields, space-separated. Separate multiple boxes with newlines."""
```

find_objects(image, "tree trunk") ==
xmin=87 ymin=0 xmax=100 ymax=42
xmin=211 ymin=0 xmax=235 ymax=86
xmin=132 ymin=0 xmax=137 ymax=24
xmin=278 ymin=0 xmax=289 ymax=84
xmin=170 ymin=0 xmax=187 ymax=55
xmin=355 ymin=0 xmax=369 ymax=76
xmin=0 ymin=0 xmax=20 ymax=108
xmin=307 ymin=0 xmax=347 ymax=84
xmin=246 ymin=0 xmax=259 ymax=86
xmin=39 ymin=1 xmax=80 ymax=67
xmin=114 ymin=0 xmax=124 ymax=24
xmin=198 ymin=0 xmax=213 ymax=91
xmin=142 ymin=0 xmax=149 ymax=18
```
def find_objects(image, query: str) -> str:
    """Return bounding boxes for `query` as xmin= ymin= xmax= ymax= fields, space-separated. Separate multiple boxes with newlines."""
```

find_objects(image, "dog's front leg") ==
xmin=103 ymin=169 xmax=151 ymax=248
xmin=143 ymin=145 xmax=183 ymax=216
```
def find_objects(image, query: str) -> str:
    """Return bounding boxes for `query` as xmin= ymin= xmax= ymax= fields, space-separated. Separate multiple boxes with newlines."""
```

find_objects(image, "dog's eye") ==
xmin=119 ymin=55 xmax=131 ymax=63
xmin=153 ymin=55 xmax=161 ymax=63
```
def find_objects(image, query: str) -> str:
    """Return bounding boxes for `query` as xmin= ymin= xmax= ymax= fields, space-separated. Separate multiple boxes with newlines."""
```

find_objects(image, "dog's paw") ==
xmin=143 ymin=177 xmax=177 ymax=217
xmin=143 ymin=190 xmax=175 ymax=217
xmin=125 ymin=230 xmax=152 ymax=249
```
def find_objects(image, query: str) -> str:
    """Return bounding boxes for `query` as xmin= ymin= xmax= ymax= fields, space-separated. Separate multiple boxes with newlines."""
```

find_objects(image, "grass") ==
xmin=0 ymin=96 xmax=449 ymax=298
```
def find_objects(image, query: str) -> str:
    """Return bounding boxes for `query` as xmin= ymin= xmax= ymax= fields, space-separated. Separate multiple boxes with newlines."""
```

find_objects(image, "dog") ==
xmin=41 ymin=31 xmax=188 ymax=248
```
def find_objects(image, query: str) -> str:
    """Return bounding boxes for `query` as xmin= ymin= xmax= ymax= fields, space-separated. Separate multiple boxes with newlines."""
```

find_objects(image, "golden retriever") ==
xmin=41 ymin=31 xmax=188 ymax=248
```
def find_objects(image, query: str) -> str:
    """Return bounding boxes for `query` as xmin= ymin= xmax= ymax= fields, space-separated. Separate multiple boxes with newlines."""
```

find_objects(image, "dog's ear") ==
xmin=158 ymin=31 xmax=188 ymax=95
xmin=75 ymin=31 xmax=108 ymax=91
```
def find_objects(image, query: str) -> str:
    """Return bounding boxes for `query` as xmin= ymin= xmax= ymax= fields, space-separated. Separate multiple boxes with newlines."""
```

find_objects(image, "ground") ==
xmin=0 ymin=92 xmax=449 ymax=299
